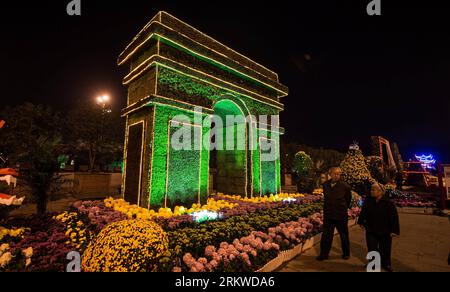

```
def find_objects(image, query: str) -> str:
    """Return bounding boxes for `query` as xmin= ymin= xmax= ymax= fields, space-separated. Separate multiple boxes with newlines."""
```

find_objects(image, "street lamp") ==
xmin=97 ymin=95 xmax=110 ymax=107
xmin=96 ymin=94 xmax=112 ymax=145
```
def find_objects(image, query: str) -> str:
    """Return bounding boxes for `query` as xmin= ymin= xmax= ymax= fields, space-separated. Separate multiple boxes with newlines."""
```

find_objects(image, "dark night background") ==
xmin=1 ymin=0 xmax=449 ymax=162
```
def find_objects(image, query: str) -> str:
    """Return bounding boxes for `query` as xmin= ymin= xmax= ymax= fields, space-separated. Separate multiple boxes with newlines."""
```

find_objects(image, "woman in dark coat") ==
xmin=358 ymin=183 xmax=400 ymax=272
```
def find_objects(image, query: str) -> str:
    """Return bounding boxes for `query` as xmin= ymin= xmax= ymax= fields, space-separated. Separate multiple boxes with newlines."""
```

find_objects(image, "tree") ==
xmin=281 ymin=142 xmax=345 ymax=187
xmin=340 ymin=143 xmax=373 ymax=196
xmin=282 ymin=143 xmax=344 ymax=173
xmin=0 ymin=103 xmax=63 ymax=215
xmin=292 ymin=151 xmax=314 ymax=193
xmin=65 ymin=100 xmax=124 ymax=172
xmin=366 ymin=156 xmax=387 ymax=183
xmin=292 ymin=151 xmax=313 ymax=177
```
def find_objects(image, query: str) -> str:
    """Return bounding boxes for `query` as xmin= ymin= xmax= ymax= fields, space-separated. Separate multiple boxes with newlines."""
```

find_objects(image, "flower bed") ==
xmin=53 ymin=212 xmax=93 ymax=252
xmin=385 ymin=189 xmax=437 ymax=208
xmin=176 ymin=213 xmax=323 ymax=272
xmin=72 ymin=200 xmax=128 ymax=231
xmin=174 ymin=207 xmax=361 ymax=272
xmin=0 ymin=192 xmax=358 ymax=272
xmin=82 ymin=220 xmax=169 ymax=272
xmin=1 ymin=215 xmax=72 ymax=272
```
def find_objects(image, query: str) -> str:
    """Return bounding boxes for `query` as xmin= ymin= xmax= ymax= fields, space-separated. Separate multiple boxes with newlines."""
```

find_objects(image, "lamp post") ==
xmin=95 ymin=95 xmax=111 ymax=172
xmin=96 ymin=95 xmax=111 ymax=143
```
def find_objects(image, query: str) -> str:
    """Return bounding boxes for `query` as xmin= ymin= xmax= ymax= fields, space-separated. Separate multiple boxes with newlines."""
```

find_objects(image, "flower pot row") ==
xmin=256 ymin=218 xmax=358 ymax=272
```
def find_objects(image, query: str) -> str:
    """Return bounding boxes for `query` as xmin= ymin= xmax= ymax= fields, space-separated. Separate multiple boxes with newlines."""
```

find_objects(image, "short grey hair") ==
xmin=371 ymin=182 xmax=386 ymax=194
xmin=329 ymin=167 xmax=342 ymax=174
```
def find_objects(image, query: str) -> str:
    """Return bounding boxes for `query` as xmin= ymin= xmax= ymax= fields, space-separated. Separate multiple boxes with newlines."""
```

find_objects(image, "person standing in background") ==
xmin=358 ymin=182 xmax=400 ymax=272
xmin=317 ymin=167 xmax=353 ymax=261
xmin=318 ymin=172 xmax=329 ymax=187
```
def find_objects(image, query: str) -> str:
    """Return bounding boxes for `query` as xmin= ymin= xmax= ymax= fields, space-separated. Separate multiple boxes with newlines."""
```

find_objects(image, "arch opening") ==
xmin=210 ymin=99 xmax=248 ymax=196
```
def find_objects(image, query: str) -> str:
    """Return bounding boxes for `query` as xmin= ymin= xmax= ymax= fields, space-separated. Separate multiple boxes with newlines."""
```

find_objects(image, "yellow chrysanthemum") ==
xmin=82 ymin=220 xmax=168 ymax=272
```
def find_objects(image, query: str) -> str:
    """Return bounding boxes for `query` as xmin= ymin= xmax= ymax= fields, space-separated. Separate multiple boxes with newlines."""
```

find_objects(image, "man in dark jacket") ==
xmin=317 ymin=167 xmax=353 ymax=261
xmin=358 ymin=183 xmax=400 ymax=272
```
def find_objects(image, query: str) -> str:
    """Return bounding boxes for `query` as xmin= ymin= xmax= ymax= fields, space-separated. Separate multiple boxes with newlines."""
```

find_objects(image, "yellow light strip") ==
xmin=121 ymin=32 xmax=287 ymax=96
xmin=157 ymin=38 xmax=160 ymax=55
xmin=258 ymin=136 xmax=278 ymax=196
xmin=153 ymin=94 xmax=213 ymax=113
xmin=276 ymin=137 xmax=281 ymax=193
xmin=249 ymin=121 xmax=258 ymax=197
xmin=249 ymin=121 xmax=255 ymax=197
xmin=214 ymin=99 xmax=249 ymax=197
xmin=156 ymin=55 xmax=285 ymax=106
xmin=121 ymin=96 xmax=152 ymax=117
xmin=121 ymin=116 xmax=129 ymax=199
xmin=123 ymin=55 xmax=284 ymax=109
xmin=215 ymin=92 xmax=258 ymax=200
xmin=153 ymin=30 xmax=285 ymax=94
xmin=164 ymin=119 xmax=171 ymax=208
xmin=150 ymin=101 xmax=210 ymax=115
xmin=197 ymin=125 xmax=203 ymax=205
xmin=118 ymin=12 xmax=280 ymax=84
xmin=160 ymin=61 xmax=283 ymax=110
xmin=206 ymin=130 xmax=211 ymax=196
xmin=138 ymin=120 xmax=146 ymax=207
xmin=123 ymin=53 xmax=155 ymax=81
xmin=159 ymin=11 xmax=279 ymax=80
xmin=148 ymin=107 xmax=157 ymax=209
xmin=119 ymin=12 xmax=162 ymax=57
xmin=164 ymin=119 xmax=204 ymax=208
xmin=124 ymin=120 xmax=146 ymax=206
xmin=154 ymin=65 xmax=158 ymax=96
xmin=125 ymin=97 xmax=148 ymax=110
xmin=122 ymin=93 xmax=214 ymax=118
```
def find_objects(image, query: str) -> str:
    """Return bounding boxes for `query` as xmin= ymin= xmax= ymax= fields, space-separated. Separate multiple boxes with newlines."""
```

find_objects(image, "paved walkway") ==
xmin=8 ymin=195 xmax=121 ymax=217
xmin=280 ymin=212 xmax=450 ymax=272
xmin=8 ymin=198 xmax=77 ymax=217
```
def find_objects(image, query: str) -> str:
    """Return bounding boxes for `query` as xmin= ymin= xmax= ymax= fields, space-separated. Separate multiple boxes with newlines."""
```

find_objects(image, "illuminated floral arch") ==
xmin=118 ymin=12 xmax=288 ymax=208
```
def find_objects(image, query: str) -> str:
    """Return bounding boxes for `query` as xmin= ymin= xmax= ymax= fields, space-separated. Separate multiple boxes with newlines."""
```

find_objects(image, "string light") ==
xmin=118 ymin=18 xmax=287 ymax=96
xmin=190 ymin=210 xmax=223 ymax=223
xmin=259 ymin=136 xmax=279 ymax=196
xmin=123 ymin=57 xmax=285 ymax=110
xmin=122 ymin=120 xmax=145 ymax=206
xmin=120 ymin=33 xmax=286 ymax=95
xmin=164 ymin=119 xmax=204 ymax=208
xmin=120 ymin=11 xmax=286 ymax=207
xmin=118 ymin=11 xmax=280 ymax=83
xmin=282 ymin=198 xmax=297 ymax=203
xmin=147 ymin=107 xmax=157 ymax=209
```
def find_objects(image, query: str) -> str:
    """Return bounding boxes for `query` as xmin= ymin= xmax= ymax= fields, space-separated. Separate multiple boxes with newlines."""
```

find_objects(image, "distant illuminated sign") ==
xmin=415 ymin=154 xmax=436 ymax=170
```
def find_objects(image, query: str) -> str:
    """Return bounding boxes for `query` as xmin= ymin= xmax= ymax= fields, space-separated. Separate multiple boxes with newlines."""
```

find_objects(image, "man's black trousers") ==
xmin=319 ymin=218 xmax=350 ymax=257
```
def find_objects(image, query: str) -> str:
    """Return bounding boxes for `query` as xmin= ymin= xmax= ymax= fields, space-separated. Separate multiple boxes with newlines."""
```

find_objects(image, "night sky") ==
xmin=1 ymin=0 xmax=449 ymax=162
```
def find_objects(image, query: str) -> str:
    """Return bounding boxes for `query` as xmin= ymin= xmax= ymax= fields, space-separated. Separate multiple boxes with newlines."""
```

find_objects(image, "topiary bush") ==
xmin=340 ymin=145 xmax=373 ymax=196
xmin=292 ymin=151 xmax=315 ymax=193
xmin=366 ymin=156 xmax=387 ymax=183
xmin=82 ymin=220 xmax=169 ymax=272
